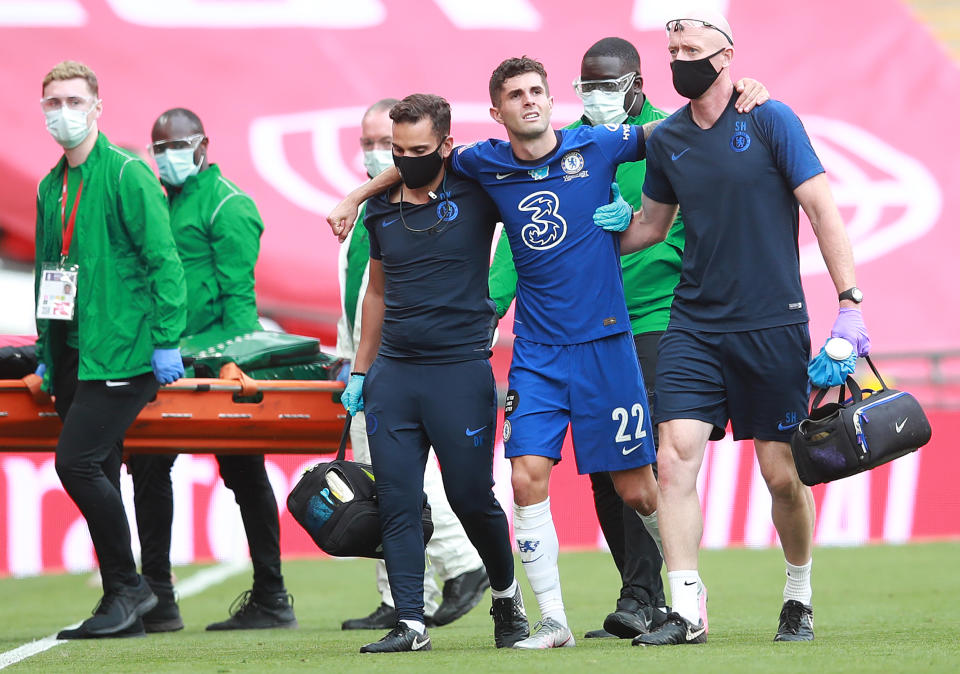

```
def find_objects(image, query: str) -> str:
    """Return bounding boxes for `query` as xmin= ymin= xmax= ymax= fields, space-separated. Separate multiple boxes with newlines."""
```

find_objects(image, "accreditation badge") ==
xmin=36 ymin=262 xmax=79 ymax=321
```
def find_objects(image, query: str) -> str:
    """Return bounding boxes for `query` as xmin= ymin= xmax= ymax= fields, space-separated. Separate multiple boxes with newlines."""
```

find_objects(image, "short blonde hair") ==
xmin=42 ymin=61 xmax=98 ymax=97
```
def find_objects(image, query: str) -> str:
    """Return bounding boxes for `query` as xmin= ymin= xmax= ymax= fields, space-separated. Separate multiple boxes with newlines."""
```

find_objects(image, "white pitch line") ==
xmin=0 ymin=560 xmax=250 ymax=670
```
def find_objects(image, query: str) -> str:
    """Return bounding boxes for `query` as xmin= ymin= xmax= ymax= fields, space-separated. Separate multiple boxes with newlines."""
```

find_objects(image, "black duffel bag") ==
xmin=790 ymin=355 xmax=931 ymax=486
xmin=287 ymin=416 xmax=433 ymax=558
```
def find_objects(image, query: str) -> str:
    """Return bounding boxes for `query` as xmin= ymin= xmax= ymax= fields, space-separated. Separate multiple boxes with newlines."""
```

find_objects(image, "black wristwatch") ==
xmin=838 ymin=287 xmax=863 ymax=304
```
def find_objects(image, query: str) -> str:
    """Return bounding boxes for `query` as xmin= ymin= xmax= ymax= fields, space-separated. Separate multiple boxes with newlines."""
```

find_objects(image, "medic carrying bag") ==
xmin=790 ymin=356 xmax=931 ymax=486
xmin=286 ymin=416 xmax=434 ymax=558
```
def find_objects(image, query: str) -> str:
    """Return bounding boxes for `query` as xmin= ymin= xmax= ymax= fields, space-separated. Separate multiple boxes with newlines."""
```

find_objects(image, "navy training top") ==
xmin=643 ymin=93 xmax=824 ymax=332
xmin=364 ymin=171 xmax=500 ymax=363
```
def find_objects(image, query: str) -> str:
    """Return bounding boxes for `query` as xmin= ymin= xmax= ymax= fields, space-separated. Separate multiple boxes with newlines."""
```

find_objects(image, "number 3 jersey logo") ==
xmin=518 ymin=190 xmax=567 ymax=251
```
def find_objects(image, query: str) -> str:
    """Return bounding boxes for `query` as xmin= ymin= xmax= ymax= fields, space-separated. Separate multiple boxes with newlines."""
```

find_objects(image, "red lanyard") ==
xmin=60 ymin=167 xmax=84 ymax=259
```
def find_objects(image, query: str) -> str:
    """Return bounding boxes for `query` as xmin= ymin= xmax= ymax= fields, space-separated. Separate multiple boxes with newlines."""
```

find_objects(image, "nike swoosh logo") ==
xmin=688 ymin=625 xmax=706 ymax=639
xmin=521 ymin=555 xmax=544 ymax=564
xmin=778 ymin=421 xmax=799 ymax=431
xmin=411 ymin=635 xmax=431 ymax=650
xmin=683 ymin=581 xmax=698 ymax=586
xmin=671 ymin=148 xmax=691 ymax=161
xmin=382 ymin=218 xmax=398 ymax=228
xmin=496 ymin=172 xmax=516 ymax=180
xmin=465 ymin=426 xmax=488 ymax=437
xmin=105 ymin=380 xmax=130 ymax=387
xmin=895 ymin=418 xmax=908 ymax=433
xmin=622 ymin=444 xmax=641 ymax=456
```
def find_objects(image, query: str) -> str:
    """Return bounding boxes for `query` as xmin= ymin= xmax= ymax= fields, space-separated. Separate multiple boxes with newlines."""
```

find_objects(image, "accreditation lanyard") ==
xmin=59 ymin=166 xmax=84 ymax=264
xmin=36 ymin=168 xmax=82 ymax=321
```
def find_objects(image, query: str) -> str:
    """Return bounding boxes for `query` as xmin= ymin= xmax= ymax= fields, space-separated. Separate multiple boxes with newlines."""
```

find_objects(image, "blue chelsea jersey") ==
xmin=451 ymin=124 xmax=645 ymax=345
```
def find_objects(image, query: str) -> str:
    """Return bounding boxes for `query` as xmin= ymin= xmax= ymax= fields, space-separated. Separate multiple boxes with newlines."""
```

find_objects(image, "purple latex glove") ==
xmin=830 ymin=307 xmax=871 ymax=357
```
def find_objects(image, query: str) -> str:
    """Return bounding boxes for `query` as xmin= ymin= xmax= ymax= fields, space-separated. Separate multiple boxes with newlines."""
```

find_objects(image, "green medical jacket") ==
xmin=34 ymin=132 xmax=186 ymax=385
xmin=488 ymin=98 xmax=685 ymax=334
xmin=166 ymin=165 xmax=263 ymax=337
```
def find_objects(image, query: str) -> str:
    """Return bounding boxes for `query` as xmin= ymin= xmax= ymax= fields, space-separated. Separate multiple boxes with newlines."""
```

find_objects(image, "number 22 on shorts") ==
xmin=612 ymin=403 xmax=647 ymax=446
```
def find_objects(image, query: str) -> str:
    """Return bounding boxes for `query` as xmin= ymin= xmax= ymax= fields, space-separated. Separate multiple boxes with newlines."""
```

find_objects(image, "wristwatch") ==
xmin=838 ymin=287 xmax=863 ymax=304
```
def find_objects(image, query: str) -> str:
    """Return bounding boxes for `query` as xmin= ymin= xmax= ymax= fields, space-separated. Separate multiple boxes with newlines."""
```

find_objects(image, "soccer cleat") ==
xmin=774 ymin=600 xmax=814 ymax=642
xmin=360 ymin=623 xmax=432 ymax=653
xmin=490 ymin=585 xmax=529 ymax=648
xmin=602 ymin=597 xmax=666 ymax=638
xmin=342 ymin=602 xmax=397 ymax=630
xmin=205 ymin=590 xmax=298 ymax=631
xmin=431 ymin=566 xmax=491 ymax=626
xmin=62 ymin=576 xmax=157 ymax=637
xmin=57 ymin=617 xmax=146 ymax=640
xmin=632 ymin=612 xmax=706 ymax=646
xmin=583 ymin=628 xmax=616 ymax=639
xmin=512 ymin=618 xmax=575 ymax=649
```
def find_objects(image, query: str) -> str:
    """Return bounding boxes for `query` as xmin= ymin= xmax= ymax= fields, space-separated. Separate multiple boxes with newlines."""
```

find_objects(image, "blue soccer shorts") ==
xmin=655 ymin=323 xmax=811 ymax=442
xmin=503 ymin=332 xmax=656 ymax=475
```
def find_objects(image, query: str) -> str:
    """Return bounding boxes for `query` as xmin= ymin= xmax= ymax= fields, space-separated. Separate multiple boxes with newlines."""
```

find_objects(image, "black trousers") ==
xmin=128 ymin=452 xmax=285 ymax=598
xmin=53 ymin=347 xmax=159 ymax=593
xmin=589 ymin=331 xmax=666 ymax=608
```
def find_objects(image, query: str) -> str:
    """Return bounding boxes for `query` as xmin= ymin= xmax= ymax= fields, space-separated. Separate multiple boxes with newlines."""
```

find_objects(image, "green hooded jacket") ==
xmin=166 ymin=165 xmax=263 ymax=337
xmin=34 ymin=132 xmax=187 ymax=386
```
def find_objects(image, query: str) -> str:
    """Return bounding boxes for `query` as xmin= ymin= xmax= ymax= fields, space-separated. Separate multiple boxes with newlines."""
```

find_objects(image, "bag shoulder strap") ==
xmin=337 ymin=415 xmax=352 ymax=461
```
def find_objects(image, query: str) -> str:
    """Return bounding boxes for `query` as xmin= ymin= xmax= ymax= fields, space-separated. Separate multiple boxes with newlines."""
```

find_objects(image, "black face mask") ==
xmin=393 ymin=138 xmax=446 ymax=189
xmin=671 ymin=48 xmax=725 ymax=100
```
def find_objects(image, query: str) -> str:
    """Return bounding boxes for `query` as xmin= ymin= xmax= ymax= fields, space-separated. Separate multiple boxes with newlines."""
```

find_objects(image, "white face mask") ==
xmin=580 ymin=90 xmax=629 ymax=126
xmin=363 ymin=149 xmax=394 ymax=178
xmin=155 ymin=147 xmax=202 ymax=187
xmin=44 ymin=103 xmax=97 ymax=149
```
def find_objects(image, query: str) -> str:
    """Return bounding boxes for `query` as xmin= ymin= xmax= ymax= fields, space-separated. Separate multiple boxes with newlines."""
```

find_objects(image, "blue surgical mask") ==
xmin=155 ymin=147 xmax=202 ymax=186
xmin=44 ymin=104 xmax=96 ymax=149
xmin=363 ymin=149 xmax=394 ymax=178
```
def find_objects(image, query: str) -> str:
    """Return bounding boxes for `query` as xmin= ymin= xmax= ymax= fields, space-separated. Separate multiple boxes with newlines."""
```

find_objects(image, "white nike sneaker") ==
xmin=512 ymin=617 xmax=575 ymax=649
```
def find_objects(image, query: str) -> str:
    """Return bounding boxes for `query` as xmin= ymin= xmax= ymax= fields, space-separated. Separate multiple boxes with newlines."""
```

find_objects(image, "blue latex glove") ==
xmin=341 ymin=373 xmax=365 ymax=415
xmin=35 ymin=363 xmax=46 ymax=379
xmin=336 ymin=360 xmax=351 ymax=384
xmin=807 ymin=343 xmax=858 ymax=388
xmin=151 ymin=348 xmax=184 ymax=385
xmin=831 ymin=307 xmax=871 ymax=356
xmin=593 ymin=182 xmax=632 ymax=232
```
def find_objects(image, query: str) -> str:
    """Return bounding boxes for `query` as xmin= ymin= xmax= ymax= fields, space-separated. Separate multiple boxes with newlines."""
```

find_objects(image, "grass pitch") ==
xmin=2 ymin=542 xmax=959 ymax=672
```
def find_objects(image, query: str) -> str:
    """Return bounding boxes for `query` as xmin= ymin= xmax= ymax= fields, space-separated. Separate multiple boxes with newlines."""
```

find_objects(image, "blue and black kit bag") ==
xmin=790 ymin=355 xmax=931 ymax=486
xmin=286 ymin=416 xmax=434 ymax=558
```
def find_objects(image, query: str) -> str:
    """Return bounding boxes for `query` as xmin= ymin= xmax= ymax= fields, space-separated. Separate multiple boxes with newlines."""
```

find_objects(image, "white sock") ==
xmin=784 ymin=559 xmax=812 ymax=605
xmin=490 ymin=578 xmax=519 ymax=600
xmin=668 ymin=570 xmax=701 ymax=625
xmin=400 ymin=619 xmax=425 ymax=634
xmin=514 ymin=498 xmax=567 ymax=627
xmin=638 ymin=510 xmax=664 ymax=560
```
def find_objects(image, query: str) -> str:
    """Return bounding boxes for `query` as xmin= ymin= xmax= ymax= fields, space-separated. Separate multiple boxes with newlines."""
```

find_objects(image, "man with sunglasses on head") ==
xmin=485 ymin=38 xmax=768 ymax=642
xmin=127 ymin=107 xmax=297 ymax=634
xmin=33 ymin=61 xmax=187 ymax=639
xmin=619 ymin=9 xmax=869 ymax=646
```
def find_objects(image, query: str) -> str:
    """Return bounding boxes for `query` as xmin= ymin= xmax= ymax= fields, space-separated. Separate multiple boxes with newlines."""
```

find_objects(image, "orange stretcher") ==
xmin=0 ymin=363 xmax=346 ymax=454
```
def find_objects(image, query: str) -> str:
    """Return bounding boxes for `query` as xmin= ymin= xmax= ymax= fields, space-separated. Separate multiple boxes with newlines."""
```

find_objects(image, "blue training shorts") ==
xmin=655 ymin=323 xmax=811 ymax=442
xmin=503 ymin=332 xmax=656 ymax=475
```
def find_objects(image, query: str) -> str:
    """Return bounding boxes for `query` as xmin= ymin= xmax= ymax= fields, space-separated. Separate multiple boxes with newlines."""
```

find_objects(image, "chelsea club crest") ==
xmin=560 ymin=151 xmax=585 ymax=175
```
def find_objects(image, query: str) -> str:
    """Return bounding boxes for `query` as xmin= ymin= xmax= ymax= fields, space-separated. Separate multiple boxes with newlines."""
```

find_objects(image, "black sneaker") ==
xmin=583 ymin=628 xmax=616 ymax=639
xmin=603 ymin=597 xmax=662 ymax=638
xmin=142 ymin=596 xmax=184 ymax=633
xmin=205 ymin=590 xmax=298 ymax=631
xmin=65 ymin=577 xmax=157 ymax=637
xmin=632 ymin=612 xmax=706 ymax=646
xmin=57 ymin=617 xmax=146 ymax=640
xmin=360 ymin=623 xmax=432 ymax=653
xmin=431 ymin=567 xmax=490 ymax=626
xmin=490 ymin=585 xmax=529 ymax=648
xmin=774 ymin=600 xmax=814 ymax=642
xmin=342 ymin=602 xmax=397 ymax=630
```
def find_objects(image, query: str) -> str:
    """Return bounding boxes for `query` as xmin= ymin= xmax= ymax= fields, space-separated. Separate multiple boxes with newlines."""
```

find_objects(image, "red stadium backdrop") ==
xmin=1 ymin=0 xmax=959 ymax=575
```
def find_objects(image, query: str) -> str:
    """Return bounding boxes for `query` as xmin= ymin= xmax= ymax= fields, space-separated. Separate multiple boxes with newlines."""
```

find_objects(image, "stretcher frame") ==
xmin=0 ymin=364 xmax=346 ymax=454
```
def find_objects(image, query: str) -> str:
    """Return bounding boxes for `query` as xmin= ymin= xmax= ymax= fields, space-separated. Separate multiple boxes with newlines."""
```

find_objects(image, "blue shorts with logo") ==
xmin=655 ymin=323 xmax=811 ymax=442
xmin=503 ymin=332 xmax=657 ymax=475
